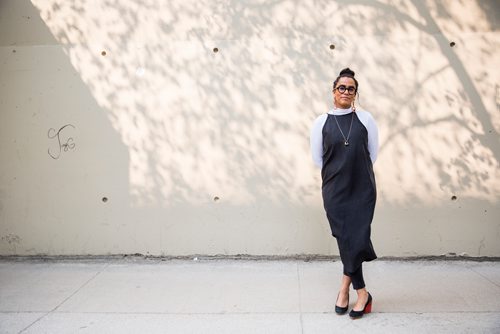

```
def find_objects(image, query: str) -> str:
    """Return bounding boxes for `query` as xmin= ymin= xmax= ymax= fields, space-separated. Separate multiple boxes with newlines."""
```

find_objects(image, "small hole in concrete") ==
xmin=213 ymin=48 xmax=219 ymax=53
xmin=102 ymin=197 xmax=108 ymax=203
xmin=451 ymin=195 xmax=457 ymax=201
xmin=329 ymin=44 xmax=335 ymax=50
xmin=213 ymin=196 xmax=220 ymax=202
xmin=449 ymin=41 xmax=456 ymax=47
xmin=101 ymin=50 xmax=107 ymax=56
xmin=12 ymin=49 xmax=16 ymax=53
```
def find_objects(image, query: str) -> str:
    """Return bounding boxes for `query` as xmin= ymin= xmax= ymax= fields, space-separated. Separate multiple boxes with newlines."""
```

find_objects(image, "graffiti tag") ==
xmin=48 ymin=124 xmax=76 ymax=159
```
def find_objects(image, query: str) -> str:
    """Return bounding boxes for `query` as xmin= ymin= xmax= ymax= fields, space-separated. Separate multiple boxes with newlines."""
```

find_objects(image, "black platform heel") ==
xmin=335 ymin=292 xmax=349 ymax=315
xmin=349 ymin=292 xmax=372 ymax=319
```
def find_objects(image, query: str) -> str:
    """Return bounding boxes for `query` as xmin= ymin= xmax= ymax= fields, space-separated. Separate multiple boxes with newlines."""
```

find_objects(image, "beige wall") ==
xmin=1 ymin=0 xmax=499 ymax=257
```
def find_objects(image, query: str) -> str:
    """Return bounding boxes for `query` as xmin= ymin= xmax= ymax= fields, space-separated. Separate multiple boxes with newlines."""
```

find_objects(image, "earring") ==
xmin=352 ymin=100 xmax=356 ymax=112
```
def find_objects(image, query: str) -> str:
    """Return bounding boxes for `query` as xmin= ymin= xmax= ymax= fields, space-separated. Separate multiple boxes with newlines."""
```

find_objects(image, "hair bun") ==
xmin=339 ymin=68 xmax=355 ymax=77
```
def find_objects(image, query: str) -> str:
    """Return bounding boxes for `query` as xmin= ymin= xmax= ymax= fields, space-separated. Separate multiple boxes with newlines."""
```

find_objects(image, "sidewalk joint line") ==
xmin=466 ymin=265 xmax=500 ymax=289
xmin=296 ymin=263 xmax=304 ymax=334
xmin=5 ymin=310 xmax=499 ymax=316
xmin=17 ymin=262 xmax=110 ymax=334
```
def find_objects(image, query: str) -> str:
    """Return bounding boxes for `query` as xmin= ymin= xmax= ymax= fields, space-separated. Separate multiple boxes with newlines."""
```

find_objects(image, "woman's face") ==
xmin=333 ymin=77 xmax=357 ymax=109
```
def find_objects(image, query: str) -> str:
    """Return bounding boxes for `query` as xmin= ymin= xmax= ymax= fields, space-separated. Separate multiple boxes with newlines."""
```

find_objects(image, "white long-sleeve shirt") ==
xmin=310 ymin=108 xmax=379 ymax=168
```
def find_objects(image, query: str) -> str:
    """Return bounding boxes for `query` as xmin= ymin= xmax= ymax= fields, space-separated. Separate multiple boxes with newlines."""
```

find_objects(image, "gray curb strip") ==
xmin=1 ymin=254 xmax=500 ymax=262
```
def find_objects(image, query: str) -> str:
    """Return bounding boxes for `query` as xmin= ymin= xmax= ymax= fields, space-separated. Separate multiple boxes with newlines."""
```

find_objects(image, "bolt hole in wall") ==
xmin=213 ymin=196 xmax=220 ymax=202
xmin=329 ymin=44 xmax=335 ymax=50
xmin=102 ymin=197 xmax=108 ymax=203
xmin=101 ymin=50 xmax=107 ymax=56
xmin=449 ymin=41 xmax=456 ymax=47
xmin=213 ymin=47 xmax=219 ymax=53
xmin=451 ymin=195 xmax=457 ymax=201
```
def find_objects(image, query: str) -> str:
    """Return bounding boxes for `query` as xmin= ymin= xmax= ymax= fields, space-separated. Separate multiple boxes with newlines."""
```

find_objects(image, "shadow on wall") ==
xmin=31 ymin=0 xmax=500 ymax=208
xmin=0 ymin=0 xmax=130 ymax=254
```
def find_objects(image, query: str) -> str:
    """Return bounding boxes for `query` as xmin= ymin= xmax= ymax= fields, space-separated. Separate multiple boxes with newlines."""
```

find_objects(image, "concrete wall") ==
xmin=1 ymin=0 xmax=499 ymax=257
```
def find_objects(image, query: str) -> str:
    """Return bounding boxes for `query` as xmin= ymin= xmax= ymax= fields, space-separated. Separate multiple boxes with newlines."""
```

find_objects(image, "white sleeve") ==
xmin=310 ymin=114 xmax=328 ymax=168
xmin=356 ymin=111 xmax=379 ymax=163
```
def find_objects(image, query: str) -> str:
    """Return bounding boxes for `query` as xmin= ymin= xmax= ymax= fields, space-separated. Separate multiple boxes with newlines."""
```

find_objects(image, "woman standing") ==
xmin=310 ymin=68 xmax=379 ymax=319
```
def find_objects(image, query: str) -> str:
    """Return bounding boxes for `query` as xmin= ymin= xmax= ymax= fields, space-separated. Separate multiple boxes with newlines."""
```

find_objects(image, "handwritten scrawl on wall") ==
xmin=47 ymin=124 xmax=76 ymax=159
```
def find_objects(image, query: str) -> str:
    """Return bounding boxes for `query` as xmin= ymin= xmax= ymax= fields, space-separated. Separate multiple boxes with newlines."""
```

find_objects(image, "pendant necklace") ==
xmin=333 ymin=111 xmax=354 ymax=146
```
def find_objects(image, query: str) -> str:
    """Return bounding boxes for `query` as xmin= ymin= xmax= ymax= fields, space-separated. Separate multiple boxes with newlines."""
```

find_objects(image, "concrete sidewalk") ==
xmin=0 ymin=258 xmax=499 ymax=333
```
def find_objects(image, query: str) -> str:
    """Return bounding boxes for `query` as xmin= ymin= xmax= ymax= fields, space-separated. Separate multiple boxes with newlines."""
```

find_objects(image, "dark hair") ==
xmin=333 ymin=67 xmax=358 ymax=91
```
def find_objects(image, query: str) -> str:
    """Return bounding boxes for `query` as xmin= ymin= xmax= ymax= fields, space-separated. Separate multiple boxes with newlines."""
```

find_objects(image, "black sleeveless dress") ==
xmin=321 ymin=112 xmax=377 ymax=273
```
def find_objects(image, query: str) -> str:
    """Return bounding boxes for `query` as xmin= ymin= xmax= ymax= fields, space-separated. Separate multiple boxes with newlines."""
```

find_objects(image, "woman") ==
xmin=310 ymin=68 xmax=379 ymax=319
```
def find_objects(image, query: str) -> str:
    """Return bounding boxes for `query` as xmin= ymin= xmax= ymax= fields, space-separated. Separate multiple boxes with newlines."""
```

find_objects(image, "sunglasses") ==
xmin=335 ymin=85 xmax=357 ymax=95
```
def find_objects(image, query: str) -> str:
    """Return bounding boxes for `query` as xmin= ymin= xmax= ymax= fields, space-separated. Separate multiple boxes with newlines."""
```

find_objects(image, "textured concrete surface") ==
xmin=2 ymin=0 xmax=500 ymax=258
xmin=1 ymin=258 xmax=499 ymax=333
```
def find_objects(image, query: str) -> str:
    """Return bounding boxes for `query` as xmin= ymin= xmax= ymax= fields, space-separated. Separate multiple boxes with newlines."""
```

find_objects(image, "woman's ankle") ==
xmin=355 ymin=288 xmax=368 ymax=296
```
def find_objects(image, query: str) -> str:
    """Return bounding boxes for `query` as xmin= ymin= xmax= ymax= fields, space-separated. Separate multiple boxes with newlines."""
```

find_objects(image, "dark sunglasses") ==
xmin=335 ymin=85 xmax=357 ymax=95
